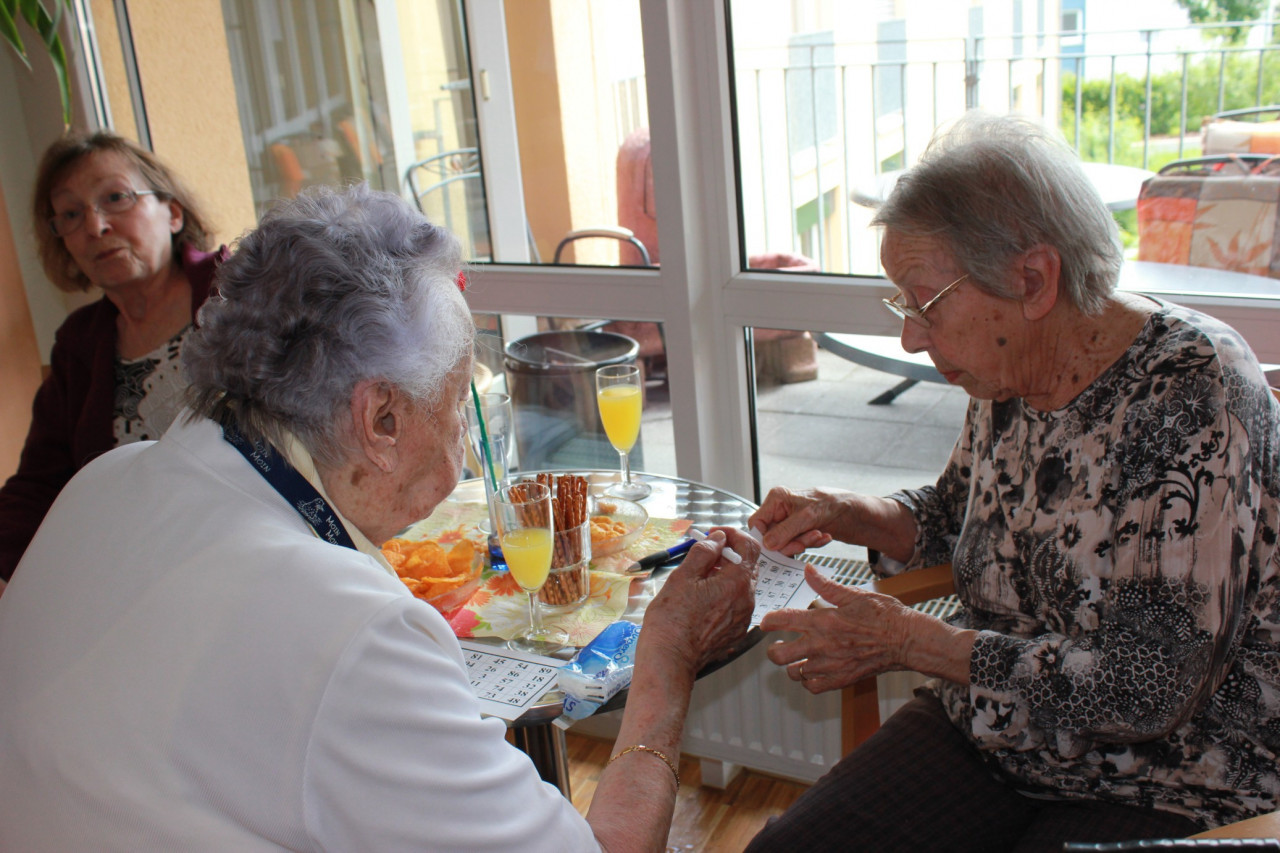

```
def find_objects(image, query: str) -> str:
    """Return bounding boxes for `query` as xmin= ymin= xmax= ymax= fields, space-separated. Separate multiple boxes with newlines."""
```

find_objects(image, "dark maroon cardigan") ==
xmin=0 ymin=244 xmax=226 ymax=581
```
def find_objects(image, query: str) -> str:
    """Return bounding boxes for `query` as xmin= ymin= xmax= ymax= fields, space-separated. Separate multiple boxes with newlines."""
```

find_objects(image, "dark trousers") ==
xmin=745 ymin=692 xmax=1200 ymax=853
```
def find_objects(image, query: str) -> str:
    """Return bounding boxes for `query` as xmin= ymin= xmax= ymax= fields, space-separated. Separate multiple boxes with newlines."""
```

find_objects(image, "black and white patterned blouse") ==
xmin=887 ymin=299 xmax=1280 ymax=828
xmin=113 ymin=326 xmax=191 ymax=445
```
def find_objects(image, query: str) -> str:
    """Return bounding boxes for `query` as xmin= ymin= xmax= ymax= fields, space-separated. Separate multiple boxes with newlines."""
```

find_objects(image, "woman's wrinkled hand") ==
xmin=747 ymin=486 xmax=853 ymax=556
xmin=641 ymin=528 xmax=757 ymax=673
xmin=759 ymin=566 xmax=913 ymax=694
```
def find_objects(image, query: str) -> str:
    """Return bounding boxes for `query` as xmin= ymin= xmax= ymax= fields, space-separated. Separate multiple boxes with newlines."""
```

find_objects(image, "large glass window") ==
xmin=751 ymin=323 xmax=965 ymax=516
xmin=501 ymin=0 xmax=653 ymax=267
xmin=222 ymin=0 xmax=391 ymax=217
xmin=469 ymin=313 xmax=673 ymax=478
xmin=729 ymin=0 xmax=1280 ymax=286
xmin=68 ymin=0 xmax=1280 ymax=506
xmin=729 ymin=0 xmax=1280 ymax=508
xmin=390 ymin=0 xmax=655 ymax=268
xmin=395 ymin=1 xmax=489 ymax=260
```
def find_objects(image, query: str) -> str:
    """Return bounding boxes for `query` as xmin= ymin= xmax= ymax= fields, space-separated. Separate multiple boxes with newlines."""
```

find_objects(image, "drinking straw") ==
xmin=470 ymin=382 xmax=499 ymax=493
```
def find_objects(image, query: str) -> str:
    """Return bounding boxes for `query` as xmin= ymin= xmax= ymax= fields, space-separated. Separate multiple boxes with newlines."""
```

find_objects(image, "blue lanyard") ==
xmin=221 ymin=422 xmax=358 ymax=551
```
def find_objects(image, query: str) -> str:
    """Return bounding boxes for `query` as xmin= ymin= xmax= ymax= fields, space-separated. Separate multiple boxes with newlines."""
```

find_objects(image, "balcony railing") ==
xmin=731 ymin=20 xmax=1280 ymax=273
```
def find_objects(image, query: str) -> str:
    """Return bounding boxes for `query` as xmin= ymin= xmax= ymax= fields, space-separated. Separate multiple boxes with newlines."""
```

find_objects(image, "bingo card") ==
xmin=748 ymin=529 xmax=836 ymax=627
xmin=459 ymin=640 xmax=561 ymax=721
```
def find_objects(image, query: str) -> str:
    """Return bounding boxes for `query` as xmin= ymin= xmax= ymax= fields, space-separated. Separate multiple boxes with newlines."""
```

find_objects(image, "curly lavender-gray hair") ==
xmin=184 ymin=183 xmax=473 ymax=467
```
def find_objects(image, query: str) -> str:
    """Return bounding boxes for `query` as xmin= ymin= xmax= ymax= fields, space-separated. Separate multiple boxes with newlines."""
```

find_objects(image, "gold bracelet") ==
xmin=607 ymin=744 xmax=680 ymax=789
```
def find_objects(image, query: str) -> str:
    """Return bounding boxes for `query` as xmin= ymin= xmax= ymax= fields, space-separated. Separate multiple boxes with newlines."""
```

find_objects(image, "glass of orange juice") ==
xmin=493 ymin=482 xmax=567 ymax=651
xmin=595 ymin=364 xmax=651 ymax=500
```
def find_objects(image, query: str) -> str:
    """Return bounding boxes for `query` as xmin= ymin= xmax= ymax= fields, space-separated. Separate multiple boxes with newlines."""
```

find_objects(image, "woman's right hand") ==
xmin=589 ymin=529 xmax=756 ymax=849
xmin=640 ymin=528 xmax=756 ymax=673
xmin=748 ymin=486 xmax=855 ymax=556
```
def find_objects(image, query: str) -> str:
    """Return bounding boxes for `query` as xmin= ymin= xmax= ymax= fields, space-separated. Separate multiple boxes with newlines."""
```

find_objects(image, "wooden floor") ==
xmin=566 ymin=733 xmax=810 ymax=852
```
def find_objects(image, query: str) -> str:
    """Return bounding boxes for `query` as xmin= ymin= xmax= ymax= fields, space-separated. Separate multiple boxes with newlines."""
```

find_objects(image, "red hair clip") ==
xmin=456 ymin=271 xmax=468 ymax=292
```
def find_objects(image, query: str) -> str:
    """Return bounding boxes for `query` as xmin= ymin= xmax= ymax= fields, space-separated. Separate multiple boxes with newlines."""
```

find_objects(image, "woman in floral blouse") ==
xmin=747 ymin=114 xmax=1280 ymax=853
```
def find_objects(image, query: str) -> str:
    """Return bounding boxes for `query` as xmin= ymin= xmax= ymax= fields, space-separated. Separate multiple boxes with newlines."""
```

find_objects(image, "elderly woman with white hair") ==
xmin=0 ymin=183 xmax=755 ymax=851
xmin=746 ymin=114 xmax=1280 ymax=851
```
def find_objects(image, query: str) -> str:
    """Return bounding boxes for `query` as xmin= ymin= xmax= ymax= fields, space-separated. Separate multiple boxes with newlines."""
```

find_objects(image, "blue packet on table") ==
xmin=554 ymin=620 xmax=641 ymax=726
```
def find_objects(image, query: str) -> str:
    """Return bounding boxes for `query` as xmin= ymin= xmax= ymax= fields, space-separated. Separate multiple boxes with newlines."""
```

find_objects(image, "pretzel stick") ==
xmin=538 ymin=474 xmax=589 ymax=606
xmin=566 ymin=475 xmax=584 ymax=562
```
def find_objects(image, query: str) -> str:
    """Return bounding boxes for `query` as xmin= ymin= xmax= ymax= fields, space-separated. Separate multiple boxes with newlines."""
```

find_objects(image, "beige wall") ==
xmin=0 ymin=29 xmax=68 ymax=483
xmin=396 ymin=0 xmax=459 ymax=160
xmin=554 ymin=1 xmax=619 ymax=254
xmin=88 ymin=0 xmax=137 ymax=141
xmin=1 ymin=28 xmax=80 ymax=362
xmin=0 ymin=176 xmax=43 ymax=481
xmin=506 ymin=1 xmax=571 ymax=264
xmin=506 ymin=0 xmax=624 ymax=266
xmin=122 ymin=0 xmax=256 ymax=248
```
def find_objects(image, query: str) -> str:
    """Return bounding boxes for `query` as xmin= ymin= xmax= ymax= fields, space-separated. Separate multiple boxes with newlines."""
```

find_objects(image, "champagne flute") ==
xmin=595 ymin=364 xmax=651 ymax=499
xmin=493 ymin=482 xmax=567 ymax=651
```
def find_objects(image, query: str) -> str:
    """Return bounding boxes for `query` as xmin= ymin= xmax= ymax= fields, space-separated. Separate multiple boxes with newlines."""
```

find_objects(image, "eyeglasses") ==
xmin=882 ymin=273 xmax=969 ymax=328
xmin=48 ymin=189 xmax=159 ymax=237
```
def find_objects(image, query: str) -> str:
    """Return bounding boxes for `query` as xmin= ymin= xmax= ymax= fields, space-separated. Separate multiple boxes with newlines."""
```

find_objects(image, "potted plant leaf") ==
xmin=1 ymin=0 xmax=72 ymax=127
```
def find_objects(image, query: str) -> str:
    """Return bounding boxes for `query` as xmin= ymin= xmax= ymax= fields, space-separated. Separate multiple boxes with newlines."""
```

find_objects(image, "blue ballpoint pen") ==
xmin=623 ymin=537 xmax=696 ymax=574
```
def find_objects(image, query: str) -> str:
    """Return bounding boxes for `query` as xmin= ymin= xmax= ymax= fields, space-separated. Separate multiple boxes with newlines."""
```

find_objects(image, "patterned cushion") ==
xmin=1203 ymin=119 xmax=1280 ymax=155
xmin=1137 ymin=171 xmax=1280 ymax=278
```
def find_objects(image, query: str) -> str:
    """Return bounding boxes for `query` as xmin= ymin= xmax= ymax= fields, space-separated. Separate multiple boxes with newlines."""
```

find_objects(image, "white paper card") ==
xmin=748 ymin=529 xmax=835 ymax=627
xmin=459 ymin=640 xmax=562 ymax=721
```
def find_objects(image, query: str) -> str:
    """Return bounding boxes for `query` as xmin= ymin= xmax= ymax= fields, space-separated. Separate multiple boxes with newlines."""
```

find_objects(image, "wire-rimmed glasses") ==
xmin=881 ymin=273 xmax=969 ymax=328
xmin=48 ymin=189 xmax=159 ymax=237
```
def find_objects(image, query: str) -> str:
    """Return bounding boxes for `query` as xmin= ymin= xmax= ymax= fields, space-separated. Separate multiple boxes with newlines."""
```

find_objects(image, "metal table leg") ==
xmin=869 ymin=377 xmax=919 ymax=405
xmin=511 ymin=722 xmax=572 ymax=798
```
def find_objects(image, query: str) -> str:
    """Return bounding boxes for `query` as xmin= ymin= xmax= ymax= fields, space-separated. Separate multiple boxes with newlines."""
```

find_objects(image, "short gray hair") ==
xmin=184 ymin=183 xmax=473 ymax=466
xmin=872 ymin=113 xmax=1121 ymax=315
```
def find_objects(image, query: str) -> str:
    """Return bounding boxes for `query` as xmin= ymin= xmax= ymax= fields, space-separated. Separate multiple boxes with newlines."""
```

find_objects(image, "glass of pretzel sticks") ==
xmin=533 ymin=473 xmax=592 ymax=610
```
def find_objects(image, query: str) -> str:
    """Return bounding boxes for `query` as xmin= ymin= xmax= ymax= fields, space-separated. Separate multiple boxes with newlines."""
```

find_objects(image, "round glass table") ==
xmin=431 ymin=469 xmax=759 ymax=796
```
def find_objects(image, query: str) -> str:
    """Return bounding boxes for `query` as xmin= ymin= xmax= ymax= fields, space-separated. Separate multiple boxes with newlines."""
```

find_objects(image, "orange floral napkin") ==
xmin=398 ymin=499 xmax=691 ymax=645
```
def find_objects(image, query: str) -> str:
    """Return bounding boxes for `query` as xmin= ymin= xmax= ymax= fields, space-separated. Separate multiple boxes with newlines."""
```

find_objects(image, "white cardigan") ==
xmin=0 ymin=416 xmax=595 ymax=852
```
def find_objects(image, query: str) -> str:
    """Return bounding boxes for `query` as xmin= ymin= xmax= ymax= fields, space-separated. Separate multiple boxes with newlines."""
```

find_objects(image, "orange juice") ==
xmin=501 ymin=527 xmax=553 ymax=590
xmin=597 ymin=384 xmax=642 ymax=452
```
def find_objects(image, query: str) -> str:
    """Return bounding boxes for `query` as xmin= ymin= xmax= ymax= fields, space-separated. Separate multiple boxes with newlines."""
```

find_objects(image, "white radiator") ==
xmin=680 ymin=554 xmax=869 ymax=783
xmin=568 ymin=555 xmax=951 ymax=785
xmin=567 ymin=640 xmax=841 ymax=784
xmin=681 ymin=638 xmax=843 ymax=783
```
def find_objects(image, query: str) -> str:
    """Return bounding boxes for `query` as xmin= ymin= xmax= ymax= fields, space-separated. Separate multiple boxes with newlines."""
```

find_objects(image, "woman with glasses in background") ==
xmin=0 ymin=132 xmax=226 ymax=585
xmin=747 ymin=113 xmax=1280 ymax=851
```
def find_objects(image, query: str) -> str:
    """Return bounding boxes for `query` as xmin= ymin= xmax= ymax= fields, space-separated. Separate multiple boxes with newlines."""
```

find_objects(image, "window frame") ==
xmin=68 ymin=0 xmax=1280 ymax=504
xmin=464 ymin=0 xmax=1280 ymax=501
xmin=463 ymin=1 xmax=905 ymax=500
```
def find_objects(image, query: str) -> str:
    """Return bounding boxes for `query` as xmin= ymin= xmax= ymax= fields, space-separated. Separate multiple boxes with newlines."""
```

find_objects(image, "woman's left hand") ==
xmin=760 ymin=566 xmax=975 ymax=693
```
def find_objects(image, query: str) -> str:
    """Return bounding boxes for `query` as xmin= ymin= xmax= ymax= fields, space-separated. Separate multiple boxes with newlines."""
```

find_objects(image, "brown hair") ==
xmin=32 ymin=131 xmax=214 ymax=293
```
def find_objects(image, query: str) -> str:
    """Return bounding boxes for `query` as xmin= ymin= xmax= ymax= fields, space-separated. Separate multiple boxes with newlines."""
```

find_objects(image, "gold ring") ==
xmin=798 ymin=661 xmax=807 ymax=681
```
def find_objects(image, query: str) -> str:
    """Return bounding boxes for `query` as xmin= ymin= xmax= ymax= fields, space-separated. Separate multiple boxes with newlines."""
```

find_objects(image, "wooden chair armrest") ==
xmin=863 ymin=563 xmax=956 ymax=606
xmin=1193 ymin=809 xmax=1280 ymax=839
xmin=841 ymin=563 xmax=956 ymax=755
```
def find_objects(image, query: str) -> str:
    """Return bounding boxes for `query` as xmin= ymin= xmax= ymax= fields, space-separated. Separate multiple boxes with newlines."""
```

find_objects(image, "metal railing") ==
xmin=731 ymin=20 xmax=1280 ymax=271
